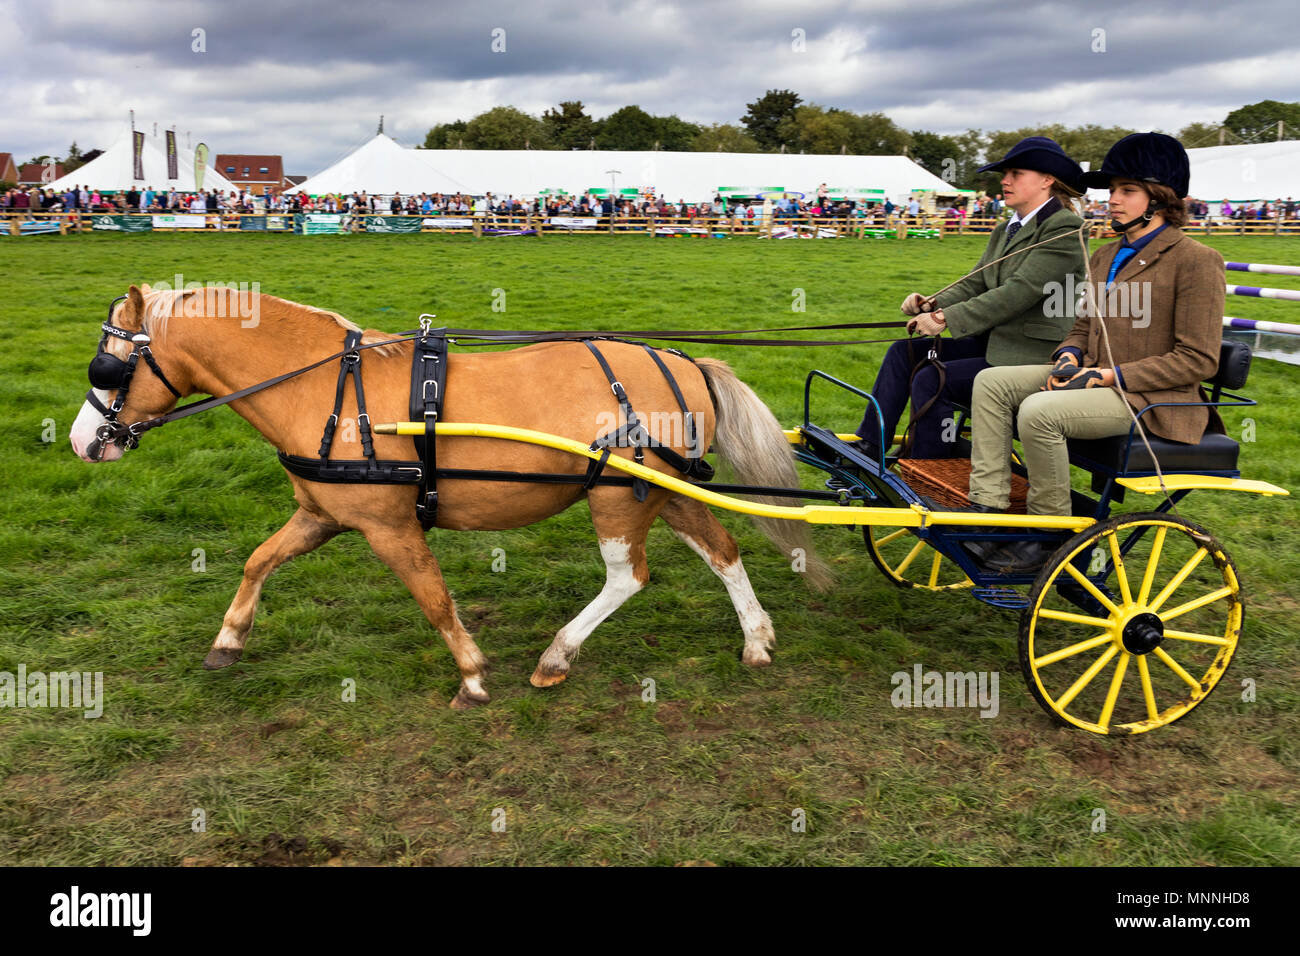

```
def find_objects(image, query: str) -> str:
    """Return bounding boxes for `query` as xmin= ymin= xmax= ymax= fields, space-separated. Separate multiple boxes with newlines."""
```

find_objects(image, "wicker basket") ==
xmin=898 ymin=458 xmax=1028 ymax=512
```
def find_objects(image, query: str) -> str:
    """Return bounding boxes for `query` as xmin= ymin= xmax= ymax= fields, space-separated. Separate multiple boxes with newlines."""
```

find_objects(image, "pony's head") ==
xmin=70 ymin=283 xmax=191 ymax=462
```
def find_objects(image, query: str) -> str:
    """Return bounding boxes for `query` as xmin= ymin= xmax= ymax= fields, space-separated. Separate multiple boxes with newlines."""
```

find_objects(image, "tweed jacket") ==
xmin=1056 ymin=227 xmax=1225 ymax=445
xmin=934 ymin=198 xmax=1086 ymax=366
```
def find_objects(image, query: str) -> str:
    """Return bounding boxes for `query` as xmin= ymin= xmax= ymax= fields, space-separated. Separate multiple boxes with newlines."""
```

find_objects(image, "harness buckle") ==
xmin=423 ymin=379 xmax=439 ymax=401
xmin=926 ymin=347 xmax=938 ymax=362
xmin=418 ymin=314 xmax=436 ymax=333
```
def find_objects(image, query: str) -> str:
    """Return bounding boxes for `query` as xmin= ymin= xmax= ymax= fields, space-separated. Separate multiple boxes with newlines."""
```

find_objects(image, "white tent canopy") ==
xmin=1083 ymin=141 xmax=1300 ymax=206
xmin=47 ymin=125 xmax=236 ymax=193
xmin=1185 ymin=141 xmax=1300 ymax=203
xmin=287 ymin=133 xmax=957 ymax=202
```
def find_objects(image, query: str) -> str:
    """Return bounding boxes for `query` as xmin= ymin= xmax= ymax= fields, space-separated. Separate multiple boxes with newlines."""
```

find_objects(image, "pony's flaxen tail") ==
xmin=696 ymin=357 xmax=834 ymax=592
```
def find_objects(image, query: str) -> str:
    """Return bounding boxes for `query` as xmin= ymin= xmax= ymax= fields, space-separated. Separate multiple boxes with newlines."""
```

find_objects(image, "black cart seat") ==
xmin=1067 ymin=340 xmax=1253 ymax=477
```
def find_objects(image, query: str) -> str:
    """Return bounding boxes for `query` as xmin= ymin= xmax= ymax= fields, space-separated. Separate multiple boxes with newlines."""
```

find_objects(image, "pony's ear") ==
xmin=127 ymin=284 xmax=147 ymax=324
xmin=139 ymin=282 xmax=153 ymax=293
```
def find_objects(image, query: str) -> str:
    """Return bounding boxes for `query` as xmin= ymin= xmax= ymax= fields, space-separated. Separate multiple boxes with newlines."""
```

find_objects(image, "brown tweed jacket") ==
xmin=1057 ymin=227 xmax=1225 ymax=445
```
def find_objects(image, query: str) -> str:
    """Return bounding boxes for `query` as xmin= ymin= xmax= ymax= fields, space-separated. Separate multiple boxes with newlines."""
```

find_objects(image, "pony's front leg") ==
xmin=360 ymin=522 xmax=490 ymax=709
xmin=204 ymin=507 xmax=342 ymax=669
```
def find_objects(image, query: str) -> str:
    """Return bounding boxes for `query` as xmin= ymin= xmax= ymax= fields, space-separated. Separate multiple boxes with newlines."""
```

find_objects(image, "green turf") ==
xmin=2 ymin=231 xmax=1298 ymax=866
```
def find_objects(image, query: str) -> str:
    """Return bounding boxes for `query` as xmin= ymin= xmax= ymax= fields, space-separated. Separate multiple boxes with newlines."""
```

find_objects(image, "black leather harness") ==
xmin=277 ymin=326 xmax=720 ymax=528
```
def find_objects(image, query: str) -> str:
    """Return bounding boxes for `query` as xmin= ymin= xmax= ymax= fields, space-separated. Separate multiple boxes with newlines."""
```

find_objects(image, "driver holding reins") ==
xmin=852 ymin=137 xmax=1087 ymax=461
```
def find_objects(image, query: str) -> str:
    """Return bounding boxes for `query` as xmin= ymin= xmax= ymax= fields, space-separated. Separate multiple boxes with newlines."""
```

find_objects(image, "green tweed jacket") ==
xmin=933 ymin=198 xmax=1086 ymax=366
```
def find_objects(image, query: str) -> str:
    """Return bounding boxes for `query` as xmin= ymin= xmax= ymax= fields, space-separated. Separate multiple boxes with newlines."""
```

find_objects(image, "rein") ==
xmin=87 ymin=314 xmax=922 ymax=452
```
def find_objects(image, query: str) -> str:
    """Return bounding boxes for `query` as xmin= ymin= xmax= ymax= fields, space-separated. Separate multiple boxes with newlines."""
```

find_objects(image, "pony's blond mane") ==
xmin=137 ymin=288 xmax=404 ymax=356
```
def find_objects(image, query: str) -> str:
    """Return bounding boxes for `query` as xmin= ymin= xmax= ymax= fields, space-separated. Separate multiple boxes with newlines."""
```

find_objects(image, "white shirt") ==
xmin=1008 ymin=198 xmax=1051 ymax=230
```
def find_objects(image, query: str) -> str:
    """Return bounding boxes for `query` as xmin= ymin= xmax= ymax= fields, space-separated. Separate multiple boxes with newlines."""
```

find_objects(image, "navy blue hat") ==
xmin=976 ymin=136 xmax=1084 ymax=190
xmin=1079 ymin=132 xmax=1190 ymax=198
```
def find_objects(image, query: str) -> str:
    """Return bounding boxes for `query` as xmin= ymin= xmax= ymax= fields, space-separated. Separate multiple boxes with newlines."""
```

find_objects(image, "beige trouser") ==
xmin=969 ymin=365 xmax=1134 ymax=516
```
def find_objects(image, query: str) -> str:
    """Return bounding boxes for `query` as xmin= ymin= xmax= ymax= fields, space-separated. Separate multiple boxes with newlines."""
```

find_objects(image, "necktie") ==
xmin=1006 ymin=220 xmax=1022 ymax=242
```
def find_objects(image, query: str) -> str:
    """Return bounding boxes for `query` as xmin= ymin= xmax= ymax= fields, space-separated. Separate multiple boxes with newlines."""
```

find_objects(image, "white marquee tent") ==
xmin=1185 ymin=141 xmax=1300 ymax=204
xmin=286 ymin=133 xmax=958 ymax=202
xmin=47 ymin=125 xmax=236 ymax=193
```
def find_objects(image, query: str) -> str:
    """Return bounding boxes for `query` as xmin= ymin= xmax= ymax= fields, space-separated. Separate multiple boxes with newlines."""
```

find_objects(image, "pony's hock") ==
xmin=72 ymin=284 xmax=1288 ymax=734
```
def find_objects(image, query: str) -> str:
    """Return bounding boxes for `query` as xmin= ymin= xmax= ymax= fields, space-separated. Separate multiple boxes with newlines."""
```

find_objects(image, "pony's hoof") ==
xmin=203 ymin=647 xmax=243 ymax=669
xmin=450 ymin=687 xmax=490 ymax=710
xmin=742 ymin=645 xmax=773 ymax=667
xmin=529 ymin=664 xmax=568 ymax=688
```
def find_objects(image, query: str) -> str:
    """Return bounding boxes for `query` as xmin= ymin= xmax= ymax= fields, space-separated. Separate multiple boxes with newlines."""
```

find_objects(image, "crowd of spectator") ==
xmin=5 ymin=184 xmax=1298 ymax=227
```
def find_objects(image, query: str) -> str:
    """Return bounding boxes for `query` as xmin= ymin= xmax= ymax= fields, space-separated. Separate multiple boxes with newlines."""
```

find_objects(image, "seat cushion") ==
xmin=1069 ymin=432 xmax=1240 ymax=473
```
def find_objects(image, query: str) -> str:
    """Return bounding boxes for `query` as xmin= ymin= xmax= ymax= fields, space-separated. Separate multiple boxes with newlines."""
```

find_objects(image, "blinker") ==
xmin=88 ymin=350 xmax=132 ymax=390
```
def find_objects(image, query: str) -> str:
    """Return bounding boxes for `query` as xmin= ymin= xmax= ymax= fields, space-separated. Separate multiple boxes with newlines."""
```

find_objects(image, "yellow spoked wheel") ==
xmin=864 ymin=525 xmax=973 ymax=591
xmin=1020 ymin=513 xmax=1243 ymax=735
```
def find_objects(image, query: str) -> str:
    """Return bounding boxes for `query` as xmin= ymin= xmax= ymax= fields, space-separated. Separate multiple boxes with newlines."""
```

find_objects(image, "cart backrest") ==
xmin=1212 ymin=340 xmax=1251 ymax=392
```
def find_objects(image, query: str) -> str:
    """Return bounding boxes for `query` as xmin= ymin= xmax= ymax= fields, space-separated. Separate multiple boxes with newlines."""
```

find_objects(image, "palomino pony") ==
xmin=70 ymin=285 xmax=830 ymax=708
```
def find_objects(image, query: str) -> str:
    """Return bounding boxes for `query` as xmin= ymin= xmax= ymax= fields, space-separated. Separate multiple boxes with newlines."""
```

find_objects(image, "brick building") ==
xmin=214 ymin=154 xmax=289 ymax=195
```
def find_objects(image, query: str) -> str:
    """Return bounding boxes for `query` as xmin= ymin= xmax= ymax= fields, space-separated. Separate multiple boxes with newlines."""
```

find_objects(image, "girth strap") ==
xmin=409 ymin=327 xmax=448 ymax=528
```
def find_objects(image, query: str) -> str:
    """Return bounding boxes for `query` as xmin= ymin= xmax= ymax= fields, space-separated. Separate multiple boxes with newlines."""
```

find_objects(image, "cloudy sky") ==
xmin=4 ymin=0 xmax=1298 ymax=175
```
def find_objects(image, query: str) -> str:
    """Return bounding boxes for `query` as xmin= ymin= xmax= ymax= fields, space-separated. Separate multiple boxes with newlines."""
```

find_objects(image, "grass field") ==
xmin=2 ymin=230 xmax=1299 ymax=866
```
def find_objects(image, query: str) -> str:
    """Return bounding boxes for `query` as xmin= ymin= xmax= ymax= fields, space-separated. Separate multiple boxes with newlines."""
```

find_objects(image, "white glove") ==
xmin=900 ymin=292 xmax=933 ymax=316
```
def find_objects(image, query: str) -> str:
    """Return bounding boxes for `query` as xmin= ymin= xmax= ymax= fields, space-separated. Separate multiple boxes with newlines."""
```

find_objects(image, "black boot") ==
xmin=984 ymin=539 xmax=1058 ymax=574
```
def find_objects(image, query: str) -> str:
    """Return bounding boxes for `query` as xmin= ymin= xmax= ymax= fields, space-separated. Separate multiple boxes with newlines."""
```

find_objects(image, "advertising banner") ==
xmin=239 ymin=216 xmax=267 ymax=231
xmin=194 ymin=143 xmax=209 ymax=192
xmin=151 ymin=214 xmax=207 ymax=229
xmin=294 ymin=213 xmax=345 ymax=235
xmin=92 ymin=214 xmax=153 ymax=233
xmin=364 ymin=216 xmax=423 ymax=233
xmin=166 ymin=130 xmax=178 ymax=180
xmin=548 ymin=217 xmax=598 ymax=227
xmin=132 ymin=131 xmax=145 ymax=181
xmin=422 ymin=217 xmax=474 ymax=228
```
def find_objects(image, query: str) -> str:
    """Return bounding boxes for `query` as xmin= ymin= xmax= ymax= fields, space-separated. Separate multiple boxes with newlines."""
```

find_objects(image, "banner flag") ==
xmin=166 ymin=130 xmax=178 ymax=180
xmin=132 ymin=132 xmax=145 ymax=181
xmin=194 ymin=143 xmax=209 ymax=192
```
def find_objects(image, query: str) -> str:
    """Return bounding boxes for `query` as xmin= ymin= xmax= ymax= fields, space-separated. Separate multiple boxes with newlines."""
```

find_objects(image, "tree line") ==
xmin=422 ymin=93 xmax=1300 ymax=192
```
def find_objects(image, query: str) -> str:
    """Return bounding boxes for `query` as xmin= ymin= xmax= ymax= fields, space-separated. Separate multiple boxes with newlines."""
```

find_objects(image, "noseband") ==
xmin=84 ymin=294 xmax=183 ymax=457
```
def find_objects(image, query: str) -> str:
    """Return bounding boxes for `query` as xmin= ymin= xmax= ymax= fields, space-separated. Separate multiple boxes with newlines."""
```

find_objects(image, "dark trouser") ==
xmin=855 ymin=335 xmax=991 ymax=458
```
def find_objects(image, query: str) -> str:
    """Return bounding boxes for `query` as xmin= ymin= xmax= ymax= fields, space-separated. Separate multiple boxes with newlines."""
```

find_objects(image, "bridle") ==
xmin=84 ymin=294 xmax=183 ymax=459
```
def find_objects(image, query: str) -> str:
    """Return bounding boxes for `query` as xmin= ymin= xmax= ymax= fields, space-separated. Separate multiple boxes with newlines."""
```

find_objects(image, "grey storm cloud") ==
xmin=3 ymin=0 xmax=1298 ymax=174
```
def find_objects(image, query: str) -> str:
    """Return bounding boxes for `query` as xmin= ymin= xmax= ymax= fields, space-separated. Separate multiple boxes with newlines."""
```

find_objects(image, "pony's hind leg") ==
xmin=204 ymin=506 xmax=342 ymax=669
xmin=531 ymin=489 xmax=660 ymax=688
xmin=359 ymin=521 xmax=491 ymax=710
xmin=658 ymin=495 xmax=775 ymax=666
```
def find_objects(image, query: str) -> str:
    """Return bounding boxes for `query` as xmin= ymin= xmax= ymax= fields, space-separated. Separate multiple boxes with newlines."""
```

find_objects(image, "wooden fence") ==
xmin=6 ymin=210 xmax=1300 ymax=238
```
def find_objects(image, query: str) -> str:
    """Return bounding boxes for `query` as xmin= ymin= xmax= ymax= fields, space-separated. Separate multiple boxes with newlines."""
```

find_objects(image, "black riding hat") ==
xmin=976 ymin=136 xmax=1084 ymax=191
xmin=1080 ymin=132 xmax=1190 ymax=198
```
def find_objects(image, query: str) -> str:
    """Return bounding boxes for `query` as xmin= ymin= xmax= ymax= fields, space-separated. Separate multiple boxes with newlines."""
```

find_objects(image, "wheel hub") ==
xmin=1121 ymin=611 xmax=1164 ymax=655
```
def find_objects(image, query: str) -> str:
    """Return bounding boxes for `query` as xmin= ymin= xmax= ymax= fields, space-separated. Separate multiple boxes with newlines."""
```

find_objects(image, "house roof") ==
xmin=19 ymin=162 xmax=66 ymax=184
xmin=0 ymin=152 xmax=17 ymax=180
xmin=215 ymin=154 xmax=284 ymax=182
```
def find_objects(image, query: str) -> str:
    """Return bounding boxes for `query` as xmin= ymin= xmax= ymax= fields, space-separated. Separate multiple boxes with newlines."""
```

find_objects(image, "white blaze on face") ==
xmin=70 ymin=389 xmax=125 ymax=462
